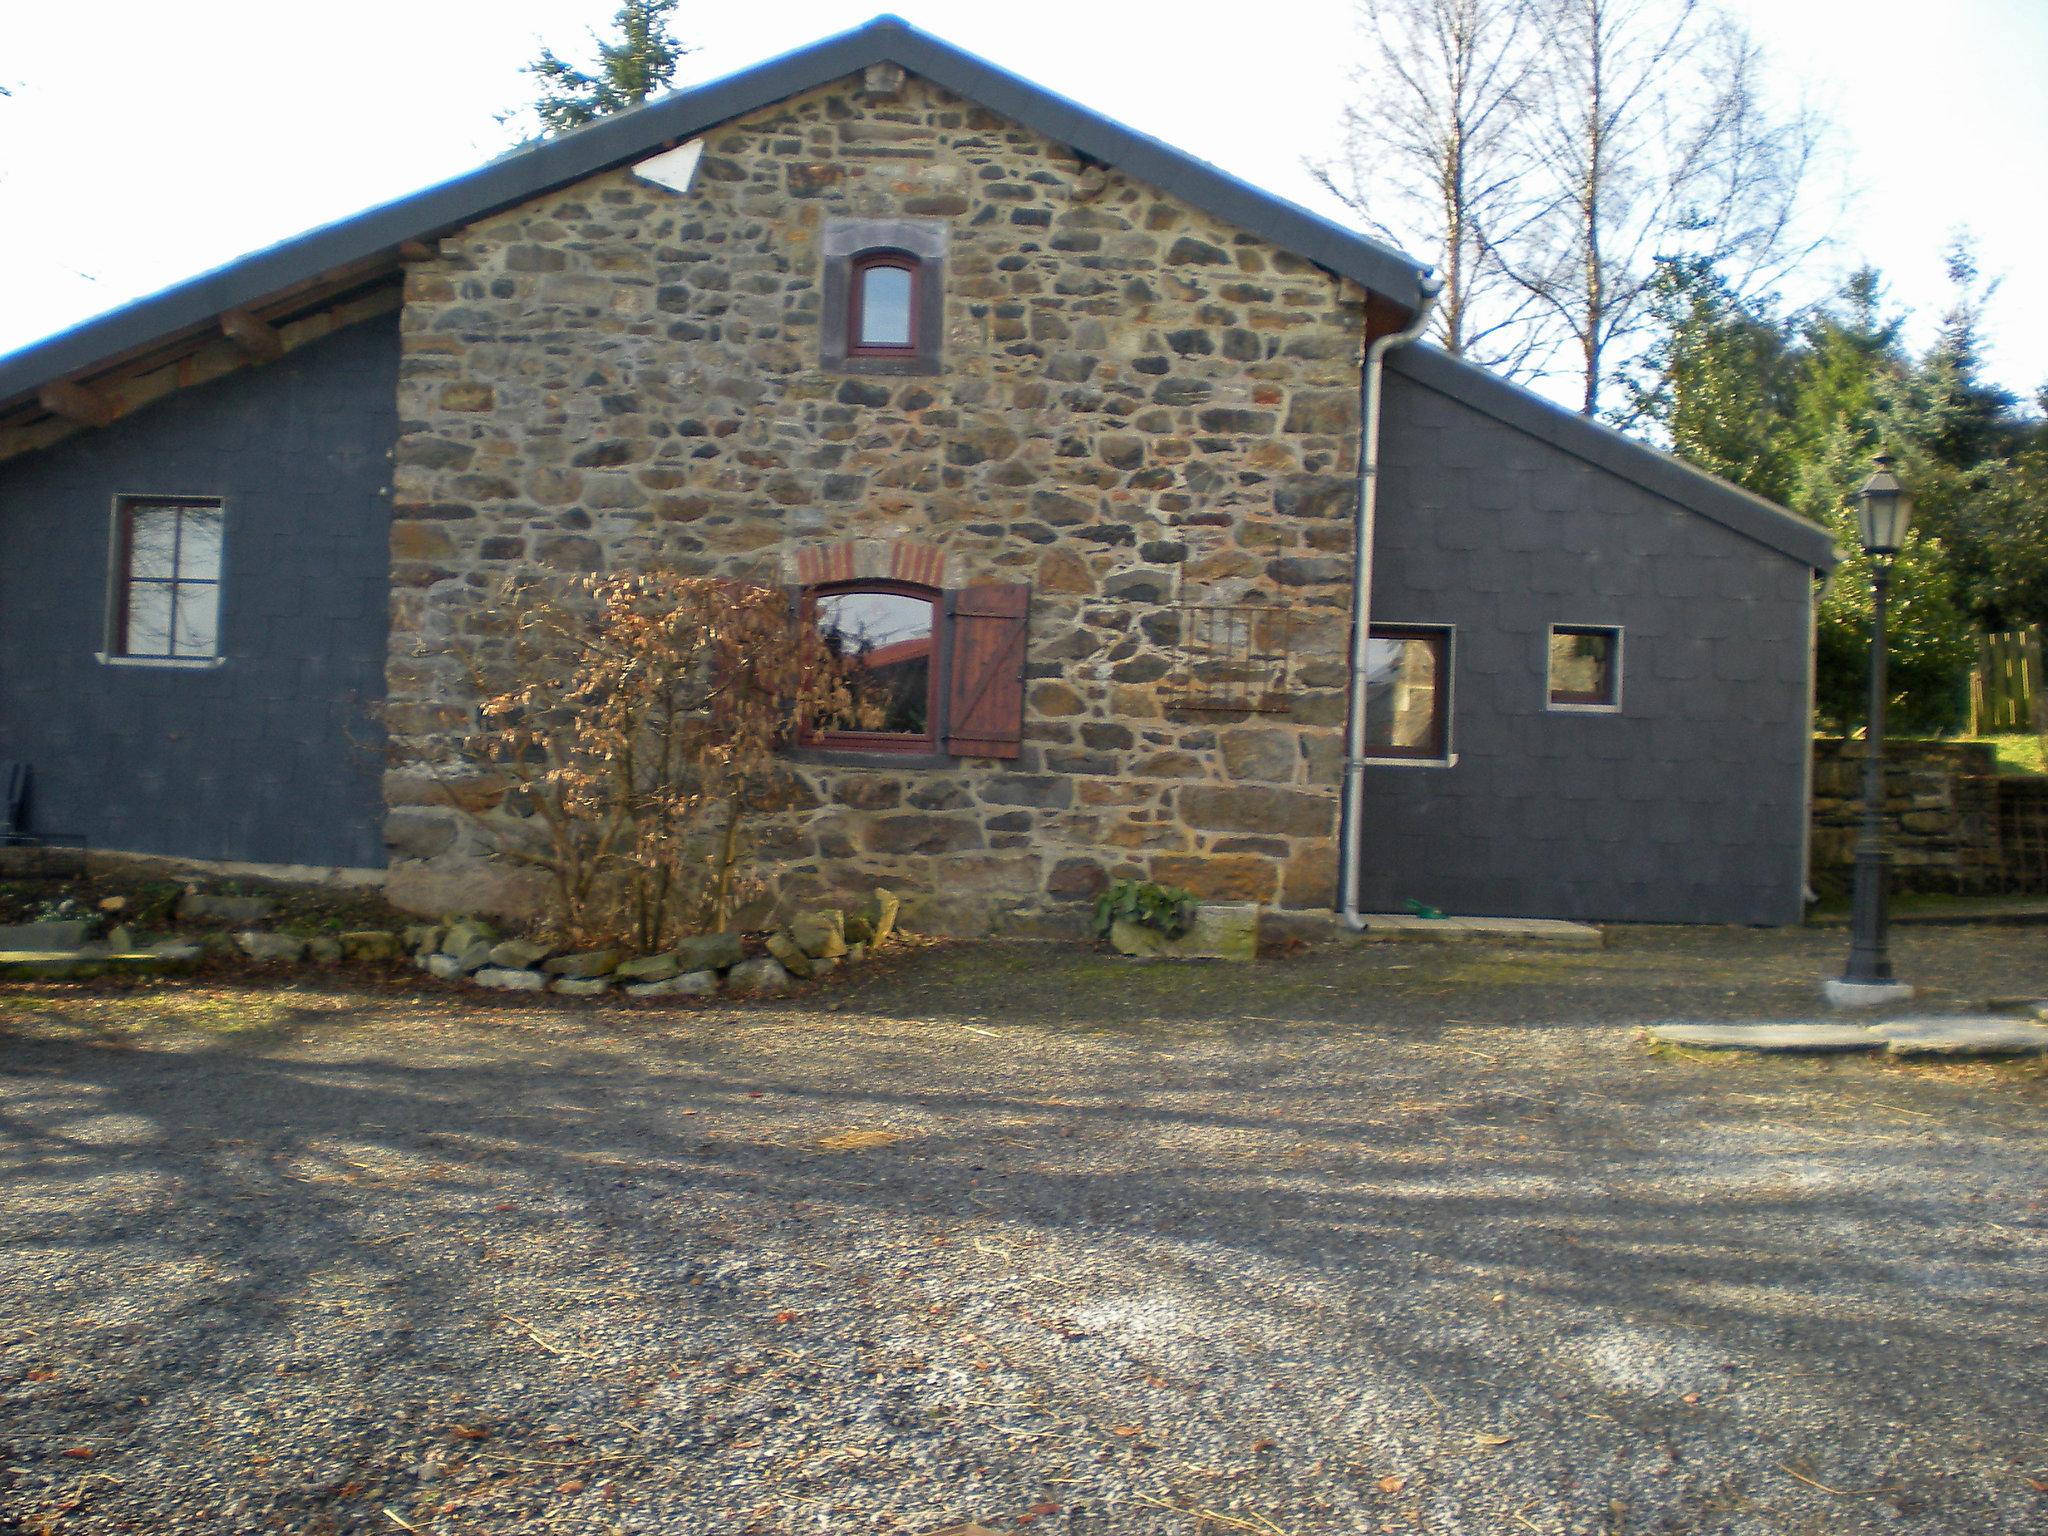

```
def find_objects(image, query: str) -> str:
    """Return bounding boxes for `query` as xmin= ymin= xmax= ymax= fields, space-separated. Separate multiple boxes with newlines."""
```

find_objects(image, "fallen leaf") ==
xmin=1681 ymin=1392 xmax=1701 ymax=1405
xmin=1111 ymin=1425 xmax=1142 ymax=1438
xmin=493 ymin=1202 xmax=516 ymax=1212
xmin=1251 ymin=1438 xmax=1276 ymax=1452
xmin=1475 ymin=1432 xmax=1513 ymax=1447
xmin=816 ymin=1129 xmax=909 ymax=1152
xmin=556 ymin=1479 xmax=585 ymax=1495
xmin=2027 ymin=1476 xmax=2048 ymax=1493
xmin=448 ymin=1425 xmax=491 ymax=1441
xmin=1029 ymin=1501 xmax=1060 ymax=1515
xmin=62 ymin=1447 xmax=94 ymax=1460
xmin=774 ymin=1310 xmax=799 ymax=1324
xmin=1377 ymin=1475 xmax=1407 ymax=1494
xmin=26 ymin=1368 xmax=57 ymax=1382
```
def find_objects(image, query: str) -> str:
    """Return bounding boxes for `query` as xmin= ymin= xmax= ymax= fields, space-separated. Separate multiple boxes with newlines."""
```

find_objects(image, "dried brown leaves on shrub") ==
xmin=426 ymin=568 xmax=865 ymax=950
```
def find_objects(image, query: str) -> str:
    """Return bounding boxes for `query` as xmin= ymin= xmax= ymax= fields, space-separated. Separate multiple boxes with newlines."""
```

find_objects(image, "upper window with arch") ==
xmin=850 ymin=252 xmax=920 ymax=356
xmin=821 ymin=218 xmax=946 ymax=375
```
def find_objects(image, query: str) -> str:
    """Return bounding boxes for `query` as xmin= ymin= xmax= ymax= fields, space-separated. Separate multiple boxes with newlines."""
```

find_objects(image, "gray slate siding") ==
xmin=1360 ymin=368 xmax=1815 ymax=925
xmin=0 ymin=315 xmax=398 ymax=869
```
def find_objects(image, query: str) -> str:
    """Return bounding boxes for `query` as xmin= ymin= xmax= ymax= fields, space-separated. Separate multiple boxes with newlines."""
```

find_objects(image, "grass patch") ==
xmin=0 ymin=984 xmax=354 ymax=1036
xmin=1958 ymin=732 xmax=2047 ymax=777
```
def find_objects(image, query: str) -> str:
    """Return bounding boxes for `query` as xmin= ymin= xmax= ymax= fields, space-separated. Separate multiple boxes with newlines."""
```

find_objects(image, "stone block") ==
xmin=626 ymin=970 xmax=720 ymax=998
xmin=472 ymin=966 xmax=548 ymax=991
xmin=177 ymin=893 xmax=276 ymax=924
xmin=306 ymin=936 xmax=345 ymax=965
xmin=673 ymin=932 xmax=746 ymax=972
xmin=544 ymin=949 xmax=622 ymax=979
xmin=614 ymin=952 xmax=681 ymax=983
xmin=765 ymin=931 xmax=815 ymax=979
xmin=1109 ymin=902 xmax=1259 ymax=962
xmin=1179 ymin=785 xmax=1334 ymax=839
xmin=339 ymin=930 xmax=404 ymax=962
xmin=552 ymin=977 xmax=613 ymax=997
xmin=488 ymin=938 xmax=554 ymax=969
xmin=1147 ymin=853 xmax=1279 ymax=903
xmin=870 ymin=887 xmax=901 ymax=946
xmin=237 ymin=931 xmax=307 ymax=963
xmin=0 ymin=920 xmax=94 ymax=951
xmin=789 ymin=910 xmax=848 ymax=959
xmin=440 ymin=918 xmax=497 ymax=956
xmin=422 ymin=952 xmax=466 ymax=982
xmin=725 ymin=956 xmax=792 ymax=996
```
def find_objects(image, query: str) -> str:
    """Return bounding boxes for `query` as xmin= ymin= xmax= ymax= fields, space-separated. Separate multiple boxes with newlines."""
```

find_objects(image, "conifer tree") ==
xmin=522 ymin=0 xmax=691 ymax=135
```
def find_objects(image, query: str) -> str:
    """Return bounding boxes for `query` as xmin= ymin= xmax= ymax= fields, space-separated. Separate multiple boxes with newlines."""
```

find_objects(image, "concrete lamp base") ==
xmin=1823 ymin=978 xmax=1916 ymax=1010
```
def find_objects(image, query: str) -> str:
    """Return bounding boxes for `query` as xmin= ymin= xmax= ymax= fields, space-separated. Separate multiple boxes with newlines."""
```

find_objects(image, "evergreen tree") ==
xmin=522 ymin=0 xmax=691 ymax=135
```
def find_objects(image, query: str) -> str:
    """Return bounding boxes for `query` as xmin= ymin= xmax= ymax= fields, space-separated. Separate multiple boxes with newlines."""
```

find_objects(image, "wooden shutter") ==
xmin=944 ymin=582 xmax=1031 ymax=759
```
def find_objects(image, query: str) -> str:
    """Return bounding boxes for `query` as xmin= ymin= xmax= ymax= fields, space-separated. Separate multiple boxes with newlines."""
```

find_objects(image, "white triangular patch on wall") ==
xmin=633 ymin=139 xmax=705 ymax=195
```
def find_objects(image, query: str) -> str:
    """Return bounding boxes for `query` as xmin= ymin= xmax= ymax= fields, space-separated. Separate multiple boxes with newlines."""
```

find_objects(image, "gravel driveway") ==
xmin=2 ymin=923 xmax=2045 ymax=1535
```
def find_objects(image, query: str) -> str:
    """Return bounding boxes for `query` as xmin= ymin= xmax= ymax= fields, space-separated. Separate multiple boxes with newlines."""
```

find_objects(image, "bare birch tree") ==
xmin=1311 ymin=0 xmax=1547 ymax=373
xmin=1502 ymin=0 xmax=1825 ymax=417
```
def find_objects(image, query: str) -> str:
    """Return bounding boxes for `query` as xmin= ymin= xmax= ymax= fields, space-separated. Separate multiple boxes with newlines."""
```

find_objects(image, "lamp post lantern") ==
xmin=1826 ymin=453 xmax=1916 ymax=1007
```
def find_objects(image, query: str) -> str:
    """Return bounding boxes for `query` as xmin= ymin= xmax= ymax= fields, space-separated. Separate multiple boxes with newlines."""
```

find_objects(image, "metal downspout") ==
xmin=1338 ymin=276 xmax=1443 ymax=931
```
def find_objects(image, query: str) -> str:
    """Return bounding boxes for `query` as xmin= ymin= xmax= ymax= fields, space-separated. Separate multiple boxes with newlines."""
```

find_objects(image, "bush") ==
xmin=422 ymin=567 xmax=862 ymax=951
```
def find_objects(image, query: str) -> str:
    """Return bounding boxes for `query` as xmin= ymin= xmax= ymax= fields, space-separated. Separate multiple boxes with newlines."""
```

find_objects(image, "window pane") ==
xmin=170 ymin=580 xmax=221 ymax=657
xmin=1365 ymin=633 xmax=1443 ymax=754
xmin=857 ymin=264 xmax=914 ymax=347
xmin=125 ymin=583 xmax=173 ymax=656
xmin=1550 ymin=628 xmax=1615 ymax=703
xmin=177 ymin=504 xmax=224 ymax=581
xmin=816 ymin=590 xmax=933 ymax=735
xmin=128 ymin=504 xmax=180 ymax=579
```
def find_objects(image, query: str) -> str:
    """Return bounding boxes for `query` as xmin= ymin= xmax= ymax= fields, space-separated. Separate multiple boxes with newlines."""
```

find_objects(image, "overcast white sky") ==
xmin=2 ymin=1 xmax=2043 ymax=404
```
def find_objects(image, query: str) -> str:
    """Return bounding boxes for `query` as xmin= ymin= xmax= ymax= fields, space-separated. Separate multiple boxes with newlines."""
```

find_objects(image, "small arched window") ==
xmin=849 ymin=251 xmax=920 ymax=356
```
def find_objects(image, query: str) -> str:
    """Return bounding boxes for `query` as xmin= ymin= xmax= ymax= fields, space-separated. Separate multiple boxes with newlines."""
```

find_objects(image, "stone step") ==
xmin=0 ymin=949 xmax=201 ymax=981
xmin=1352 ymin=914 xmax=1604 ymax=948
xmin=1649 ymin=1016 xmax=2048 ymax=1057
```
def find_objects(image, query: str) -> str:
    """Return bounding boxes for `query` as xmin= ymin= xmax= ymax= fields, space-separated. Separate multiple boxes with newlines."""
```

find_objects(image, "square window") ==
xmin=1365 ymin=626 xmax=1450 ymax=759
xmin=112 ymin=496 xmax=223 ymax=660
xmin=1548 ymin=625 xmax=1621 ymax=708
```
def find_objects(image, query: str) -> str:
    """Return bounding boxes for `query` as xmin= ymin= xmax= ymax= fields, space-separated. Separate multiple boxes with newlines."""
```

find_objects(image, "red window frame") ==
xmin=848 ymin=251 xmax=920 ymax=357
xmin=1364 ymin=626 xmax=1449 ymax=760
xmin=804 ymin=580 xmax=941 ymax=754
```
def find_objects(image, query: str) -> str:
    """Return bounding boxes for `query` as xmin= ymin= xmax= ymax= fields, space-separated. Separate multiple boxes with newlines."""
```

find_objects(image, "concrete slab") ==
xmin=0 ymin=949 xmax=199 ymax=981
xmin=1353 ymin=914 xmax=1603 ymax=948
xmin=1872 ymin=1018 xmax=2048 ymax=1057
xmin=1648 ymin=1022 xmax=1883 ymax=1053
xmin=1823 ymin=977 xmax=1916 ymax=1008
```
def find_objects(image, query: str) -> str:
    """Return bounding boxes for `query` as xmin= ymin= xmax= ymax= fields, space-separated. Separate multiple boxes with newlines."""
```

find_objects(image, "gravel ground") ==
xmin=1 ymin=923 xmax=2045 ymax=1536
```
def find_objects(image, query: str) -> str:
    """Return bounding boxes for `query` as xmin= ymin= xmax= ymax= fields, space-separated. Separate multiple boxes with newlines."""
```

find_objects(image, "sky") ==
xmin=2 ymin=0 xmax=2043 ymax=403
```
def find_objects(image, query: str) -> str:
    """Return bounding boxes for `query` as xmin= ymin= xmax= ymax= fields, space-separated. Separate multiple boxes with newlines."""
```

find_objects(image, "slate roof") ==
xmin=0 ymin=13 xmax=1429 ymax=412
xmin=0 ymin=12 xmax=1833 ymax=572
xmin=1390 ymin=345 xmax=1839 ymax=571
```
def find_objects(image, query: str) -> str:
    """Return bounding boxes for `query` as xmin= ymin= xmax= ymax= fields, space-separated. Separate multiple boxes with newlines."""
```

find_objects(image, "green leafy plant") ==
xmin=1092 ymin=878 xmax=1197 ymax=943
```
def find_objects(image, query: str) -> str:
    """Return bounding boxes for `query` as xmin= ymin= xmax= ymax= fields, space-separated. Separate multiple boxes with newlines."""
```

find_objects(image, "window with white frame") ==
xmin=1547 ymin=625 xmax=1621 ymax=709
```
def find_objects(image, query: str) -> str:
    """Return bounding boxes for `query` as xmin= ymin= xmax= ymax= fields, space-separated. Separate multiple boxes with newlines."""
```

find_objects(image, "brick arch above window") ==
xmin=787 ymin=538 xmax=959 ymax=592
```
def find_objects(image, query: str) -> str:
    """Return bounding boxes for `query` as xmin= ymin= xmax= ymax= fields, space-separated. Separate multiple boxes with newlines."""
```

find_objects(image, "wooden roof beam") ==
xmin=220 ymin=308 xmax=284 ymax=362
xmin=38 ymin=379 xmax=115 ymax=429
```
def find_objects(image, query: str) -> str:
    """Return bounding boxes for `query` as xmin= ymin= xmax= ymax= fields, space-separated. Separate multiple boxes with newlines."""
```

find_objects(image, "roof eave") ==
xmin=0 ymin=14 xmax=1429 ymax=416
xmin=1387 ymin=344 xmax=1841 ymax=572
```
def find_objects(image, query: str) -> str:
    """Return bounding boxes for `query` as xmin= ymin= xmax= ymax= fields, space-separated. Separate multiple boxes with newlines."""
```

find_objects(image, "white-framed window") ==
xmin=106 ymin=495 xmax=225 ymax=665
xmin=1547 ymin=624 xmax=1622 ymax=711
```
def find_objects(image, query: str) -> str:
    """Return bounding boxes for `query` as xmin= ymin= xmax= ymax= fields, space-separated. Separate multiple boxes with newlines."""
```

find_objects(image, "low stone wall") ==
xmin=1809 ymin=738 xmax=2036 ymax=894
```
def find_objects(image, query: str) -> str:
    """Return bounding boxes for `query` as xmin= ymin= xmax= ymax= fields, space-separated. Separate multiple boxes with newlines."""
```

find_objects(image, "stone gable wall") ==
xmin=383 ymin=71 xmax=1371 ymax=932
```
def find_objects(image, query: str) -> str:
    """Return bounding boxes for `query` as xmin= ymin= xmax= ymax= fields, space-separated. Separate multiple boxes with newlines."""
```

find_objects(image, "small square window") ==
xmin=1365 ymin=626 xmax=1450 ymax=759
xmin=112 ymin=496 xmax=223 ymax=659
xmin=1548 ymin=625 xmax=1621 ymax=709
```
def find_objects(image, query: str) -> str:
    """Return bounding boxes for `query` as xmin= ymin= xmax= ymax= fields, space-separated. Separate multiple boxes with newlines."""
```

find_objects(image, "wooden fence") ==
xmin=1970 ymin=629 xmax=2044 ymax=734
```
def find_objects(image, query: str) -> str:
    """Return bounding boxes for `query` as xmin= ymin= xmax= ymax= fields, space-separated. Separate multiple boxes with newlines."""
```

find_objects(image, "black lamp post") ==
xmin=1830 ymin=453 xmax=1915 ymax=1005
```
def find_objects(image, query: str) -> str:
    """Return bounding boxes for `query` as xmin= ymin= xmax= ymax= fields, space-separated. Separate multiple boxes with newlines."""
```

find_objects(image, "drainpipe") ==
xmin=1338 ymin=275 xmax=1443 ymax=931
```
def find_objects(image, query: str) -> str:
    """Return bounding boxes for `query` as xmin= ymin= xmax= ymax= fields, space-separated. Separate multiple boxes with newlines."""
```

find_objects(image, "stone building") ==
xmin=0 ymin=17 xmax=1837 ymax=930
